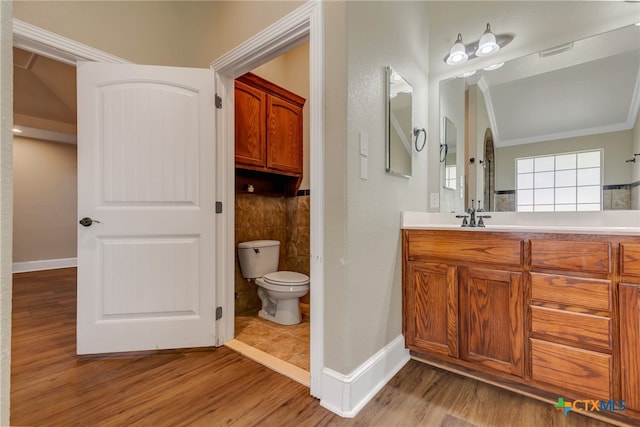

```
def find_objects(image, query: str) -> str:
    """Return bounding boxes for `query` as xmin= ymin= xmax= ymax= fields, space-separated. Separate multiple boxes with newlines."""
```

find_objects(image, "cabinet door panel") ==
xmin=406 ymin=263 xmax=458 ymax=359
xmin=620 ymin=283 xmax=640 ymax=412
xmin=235 ymin=81 xmax=266 ymax=167
xmin=460 ymin=268 xmax=524 ymax=377
xmin=267 ymin=95 xmax=303 ymax=174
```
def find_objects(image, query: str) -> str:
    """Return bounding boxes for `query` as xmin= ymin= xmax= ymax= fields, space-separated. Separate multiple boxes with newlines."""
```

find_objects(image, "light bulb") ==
xmin=476 ymin=23 xmax=499 ymax=57
xmin=447 ymin=33 xmax=468 ymax=65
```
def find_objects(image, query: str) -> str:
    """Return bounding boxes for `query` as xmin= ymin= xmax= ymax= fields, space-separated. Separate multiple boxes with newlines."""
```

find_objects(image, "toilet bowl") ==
xmin=237 ymin=240 xmax=310 ymax=326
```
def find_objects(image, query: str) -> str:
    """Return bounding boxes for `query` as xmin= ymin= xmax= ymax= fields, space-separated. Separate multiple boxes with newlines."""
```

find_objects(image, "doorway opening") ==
xmin=229 ymin=41 xmax=311 ymax=385
xmin=12 ymin=46 xmax=78 ymax=275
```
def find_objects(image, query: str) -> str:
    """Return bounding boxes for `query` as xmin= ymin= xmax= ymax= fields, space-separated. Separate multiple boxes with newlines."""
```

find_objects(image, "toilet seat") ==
xmin=263 ymin=271 xmax=310 ymax=286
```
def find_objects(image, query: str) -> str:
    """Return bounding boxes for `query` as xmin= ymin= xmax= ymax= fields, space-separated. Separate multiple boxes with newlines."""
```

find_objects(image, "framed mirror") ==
xmin=385 ymin=66 xmax=412 ymax=178
xmin=438 ymin=23 xmax=640 ymax=212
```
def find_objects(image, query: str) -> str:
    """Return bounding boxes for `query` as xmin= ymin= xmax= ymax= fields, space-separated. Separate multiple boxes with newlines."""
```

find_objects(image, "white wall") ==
xmin=0 ymin=1 xmax=12 ymax=423
xmin=13 ymin=137 xmax=77 ymax=263
xmin=322 ymin=0 xmax=429 ymax=375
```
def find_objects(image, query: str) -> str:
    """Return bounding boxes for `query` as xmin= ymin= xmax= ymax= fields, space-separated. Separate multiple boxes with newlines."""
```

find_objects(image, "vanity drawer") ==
xmin=405 ymin=231 xmax=523 ymax=267
xmin=531 ymin=306 xmax=611 ymax=351
xmin=530 ymin=240 xmax=611 ymax=274
xmin=530 ymin=273 xmax=612 ymax=311
xmin=621 ymin=243 xmax=640 ymax=278
xmin=531 ymin=339 xmax=612 ymax=399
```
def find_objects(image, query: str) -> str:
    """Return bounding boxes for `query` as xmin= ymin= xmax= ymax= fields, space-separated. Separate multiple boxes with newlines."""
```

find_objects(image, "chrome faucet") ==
xmin=456 ymin=199 xmax=491 ymax=227
xmin=467 ymin=205 xmax=477 ymax=227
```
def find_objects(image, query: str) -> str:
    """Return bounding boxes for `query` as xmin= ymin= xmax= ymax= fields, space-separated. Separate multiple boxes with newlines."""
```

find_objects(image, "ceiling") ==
xmin=13 ymin=47 xmax=77 ymax=143
xmin=12 ymin=1 xmax=640 ymax=147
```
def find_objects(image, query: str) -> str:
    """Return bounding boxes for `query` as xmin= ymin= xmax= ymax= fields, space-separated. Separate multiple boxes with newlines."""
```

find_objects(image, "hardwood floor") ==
xmin=11 ymin=268 xmax=616 ymax=426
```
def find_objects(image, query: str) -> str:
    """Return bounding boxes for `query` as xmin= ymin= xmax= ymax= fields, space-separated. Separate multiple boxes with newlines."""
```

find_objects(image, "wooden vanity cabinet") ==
xmin=403 ymin=229 xmax=640 ymax=425
xmin=620 ymin=243 xmax=640 ymax=413
xmin=528 ymin=239 xmax=614 ymax=400
xmin=235 ymin=73 xmax=305 ymax=176
xmin=403 ymin=230 xmax=525 ymax=379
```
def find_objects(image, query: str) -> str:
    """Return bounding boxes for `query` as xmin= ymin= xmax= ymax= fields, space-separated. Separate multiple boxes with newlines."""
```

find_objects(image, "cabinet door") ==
xmin=460 ymin=267 xmax=524 ymax=377
xmin=405 ymin=263 xmax=458 ymax=359
xmin=235 ymin=80 xmax=266 ymax=168
xmin=620 ymin=283 xmax=640 ymax=412
xmin=266 ymin=94 xmax=303 ymax=174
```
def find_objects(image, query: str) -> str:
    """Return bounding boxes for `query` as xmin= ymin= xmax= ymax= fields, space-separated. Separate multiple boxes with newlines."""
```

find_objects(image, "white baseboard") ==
xmin=320 ymin=334 xmax=410 ymax=418
xmin=12 ymin=257 xmax=77 ymax=273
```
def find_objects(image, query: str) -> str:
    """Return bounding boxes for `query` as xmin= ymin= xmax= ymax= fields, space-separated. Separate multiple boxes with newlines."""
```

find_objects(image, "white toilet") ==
xmin=237 ymin=240 xmax=310 ymax=325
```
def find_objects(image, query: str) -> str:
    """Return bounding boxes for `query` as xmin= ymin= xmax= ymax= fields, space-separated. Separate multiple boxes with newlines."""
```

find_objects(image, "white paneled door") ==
xmin=76 ymin=62 xmax=217 ymax=354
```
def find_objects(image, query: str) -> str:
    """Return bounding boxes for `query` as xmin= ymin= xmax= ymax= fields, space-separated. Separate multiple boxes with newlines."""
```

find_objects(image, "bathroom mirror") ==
xmin=438 ymin=23 xmax=640 ymax=212
xmin=386 ymin=66 xmax=413 ymax=178
xmin=442 ymin=117 xmax=457 ymax=190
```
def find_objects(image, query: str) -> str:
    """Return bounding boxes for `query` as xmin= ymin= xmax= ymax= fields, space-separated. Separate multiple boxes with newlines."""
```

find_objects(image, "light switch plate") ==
xmin=430 ymin=193 xmax=440 ymax=208
xmin=360 ymin=156 xmax=368 ymax=180
xmin=359 ymin=132 xmax=369 ymax=157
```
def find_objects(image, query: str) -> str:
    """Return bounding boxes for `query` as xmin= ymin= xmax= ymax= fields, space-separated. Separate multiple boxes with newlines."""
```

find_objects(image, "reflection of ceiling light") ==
xmin=12 ymin=128 xmax=23 ymax=134
xmin=483 ymin=62 xmax=504 ymax=71
xmin=477 ymin=23 xmax=500 ymax=57
xmin=444 ymin=23 xmax=514 ymax=65
xmin=447 ymin=34 xmax=468 ymax=65
xmin=636 ymin=22 xmax=640 ymax=26
xmin=459 ymin=70 xmax=477 ymax=78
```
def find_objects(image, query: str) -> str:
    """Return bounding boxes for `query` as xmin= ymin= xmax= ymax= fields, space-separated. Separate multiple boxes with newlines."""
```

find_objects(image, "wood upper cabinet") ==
xmin=266 ymin=95 xmax=303 ymax=174
xmin=459 ymin=267 xmax=524 ymax=377
xmin=234 ymin=80 xmax=266 ymax=168
xmin=234 ymin=73 xmax=305 ymax=175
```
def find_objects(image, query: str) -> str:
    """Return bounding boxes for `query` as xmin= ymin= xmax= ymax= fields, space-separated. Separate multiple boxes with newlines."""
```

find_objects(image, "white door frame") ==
xmin=13 ymin=0 xmax=325 ymax=398
xmin=211 ymin=0 xmax=324 ymax=398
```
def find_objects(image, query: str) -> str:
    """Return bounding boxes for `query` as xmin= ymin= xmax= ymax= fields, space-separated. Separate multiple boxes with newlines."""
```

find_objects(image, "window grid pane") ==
xmin=516 ymin=150 xmax=601 ymax=211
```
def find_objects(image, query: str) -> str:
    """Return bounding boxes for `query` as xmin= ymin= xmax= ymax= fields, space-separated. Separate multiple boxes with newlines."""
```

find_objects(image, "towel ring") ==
xmin=413 ymin=127 xmax=426 ymax=152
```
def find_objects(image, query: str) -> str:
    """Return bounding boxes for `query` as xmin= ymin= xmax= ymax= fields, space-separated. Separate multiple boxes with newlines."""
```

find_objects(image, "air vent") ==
xmin=539 ymin=42 xmax=574 ymax=58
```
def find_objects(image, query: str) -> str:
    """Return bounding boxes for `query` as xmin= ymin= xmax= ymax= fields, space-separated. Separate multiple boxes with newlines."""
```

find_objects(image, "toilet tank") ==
xmin=237 ymin=240 xmax=280 ymax=279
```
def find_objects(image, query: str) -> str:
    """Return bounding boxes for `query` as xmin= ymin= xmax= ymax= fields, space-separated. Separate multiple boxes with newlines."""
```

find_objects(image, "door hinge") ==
xmin=215 ymin=201 xmax=223 ymax=214
xmin=215 ymin=306 xmax=223 ymax=321
xmin=215 ymin=94 xmax=222 ymax=109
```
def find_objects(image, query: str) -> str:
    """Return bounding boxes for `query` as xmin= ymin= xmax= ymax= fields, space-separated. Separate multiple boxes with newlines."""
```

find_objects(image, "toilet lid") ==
xmin=263 ymin=271 xmax=309 ymax=286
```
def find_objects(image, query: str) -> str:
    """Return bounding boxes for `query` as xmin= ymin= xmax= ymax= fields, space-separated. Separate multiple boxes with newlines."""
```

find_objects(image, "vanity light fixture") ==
xmin=444 ymin=23 xmax=514 ymax=65
xmin=447 ymin=33 xmax=469 ymax=65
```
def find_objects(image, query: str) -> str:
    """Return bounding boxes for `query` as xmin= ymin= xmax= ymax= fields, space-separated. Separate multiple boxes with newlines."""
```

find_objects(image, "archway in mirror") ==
xmin=483 ymin=128 xmax=495 ymax=212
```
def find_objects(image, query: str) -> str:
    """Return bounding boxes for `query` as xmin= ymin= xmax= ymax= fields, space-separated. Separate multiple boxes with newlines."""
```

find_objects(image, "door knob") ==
xmin=79 ymin=217 xmax=101 ymax=227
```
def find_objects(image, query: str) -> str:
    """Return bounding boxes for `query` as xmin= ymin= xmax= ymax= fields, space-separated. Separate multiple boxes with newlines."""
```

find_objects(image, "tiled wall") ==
xmin=234 ymin=193 xmax=310 ymax=314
